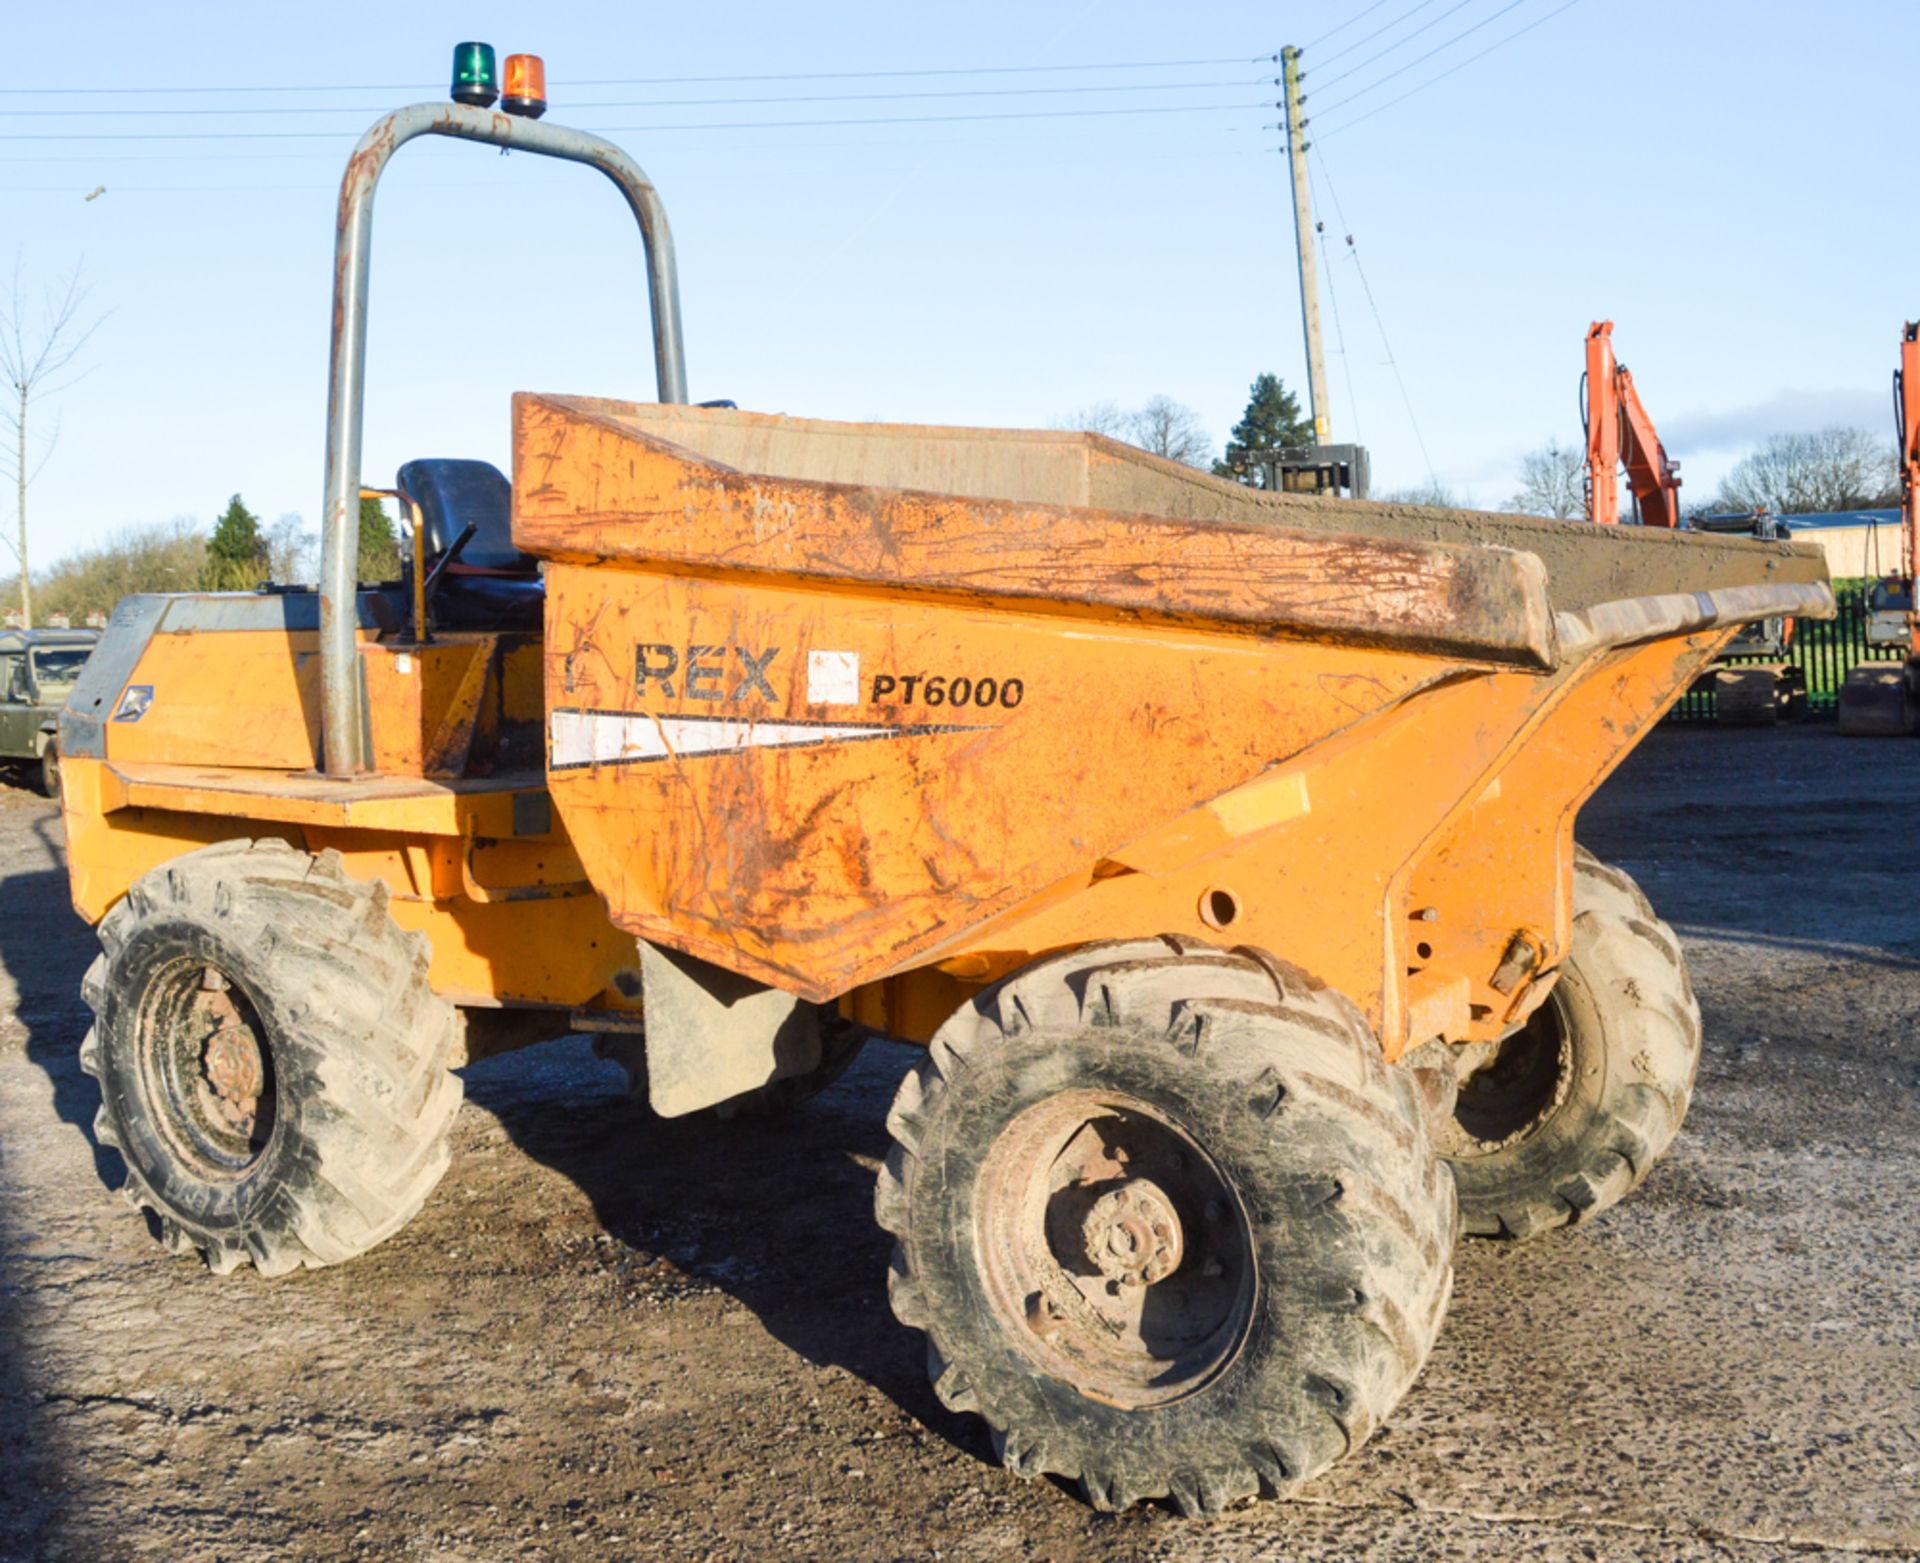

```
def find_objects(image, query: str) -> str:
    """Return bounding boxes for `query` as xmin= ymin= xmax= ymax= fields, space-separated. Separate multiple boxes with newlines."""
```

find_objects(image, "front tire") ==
xmin=1438 ymin=848 xmax=1701 ymax=1240
xmin=79 ymin=840 xmax=463 ymax=1276
xmin=38 ymin=741 xmax=60 ymax=800
xmin=878 ymin=937 xmax=1456 ymax=1516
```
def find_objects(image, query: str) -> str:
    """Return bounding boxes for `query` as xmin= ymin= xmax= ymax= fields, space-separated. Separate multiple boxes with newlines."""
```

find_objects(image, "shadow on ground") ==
xmin=1 ymin=854 xmax=119 ymax=1184
xmin=0 ymin=808 xmax=109 ymax=1553
xmin=462 ymin=1034 xmax=992 ymax=1464
xmin=0 ymin=779 xmax=989 ymax=1490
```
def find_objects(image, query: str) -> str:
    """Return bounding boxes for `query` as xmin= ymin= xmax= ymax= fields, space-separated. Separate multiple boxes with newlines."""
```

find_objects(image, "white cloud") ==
xmin=1658 ymin=389 xmax=1894 ymax=454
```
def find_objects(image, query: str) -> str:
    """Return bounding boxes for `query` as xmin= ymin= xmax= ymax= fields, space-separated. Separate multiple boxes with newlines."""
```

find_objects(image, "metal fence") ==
xmin=1666 ymin=583 xmax=1895 ymax=722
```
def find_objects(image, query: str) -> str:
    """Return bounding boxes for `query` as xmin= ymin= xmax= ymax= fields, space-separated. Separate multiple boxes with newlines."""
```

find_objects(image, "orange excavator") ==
xmin=1583 ymin=320 xmax=1682 ymax=528
xmin=1837 ymin=322 xmax=1920 ymax=735
xmin=1584 ymin=320 xmax=1805 ymax=722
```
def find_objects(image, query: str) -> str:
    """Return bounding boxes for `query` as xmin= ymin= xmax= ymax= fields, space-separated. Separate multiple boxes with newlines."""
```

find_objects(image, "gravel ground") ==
xmin=0 ymin=725 xmax=1916 ymax=1561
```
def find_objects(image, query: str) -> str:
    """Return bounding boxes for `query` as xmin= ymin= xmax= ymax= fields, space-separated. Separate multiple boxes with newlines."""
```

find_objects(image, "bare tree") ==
xmin=0 ymin=259 xmax=104 ymax=628
xmin=1708 ymin=427 xmax=1898 ymax=515
xmin=1129 ymin=396 xmax=1214 ymax=468
xmin=1506 ymin=438 xmax=1586 ymax=519
xmin=1377 ymin=480 xmax=1463 ymax=509
xmin=266 ymin=513 xmax=317 ymax=585
xmin=1057 ymin=396 xmax=1215 ymax=470
xmin=1060 ymin=401 xmax=1132 ymax=440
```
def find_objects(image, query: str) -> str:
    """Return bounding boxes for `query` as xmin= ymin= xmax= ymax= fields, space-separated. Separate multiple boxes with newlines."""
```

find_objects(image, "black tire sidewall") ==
xmin=96 ymin=915 xmax=322 ymax=1238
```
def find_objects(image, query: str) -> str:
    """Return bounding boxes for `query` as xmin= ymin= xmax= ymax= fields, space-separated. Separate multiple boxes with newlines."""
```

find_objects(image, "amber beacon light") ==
xmin=502 ymin=54 xmax=548 ymax=118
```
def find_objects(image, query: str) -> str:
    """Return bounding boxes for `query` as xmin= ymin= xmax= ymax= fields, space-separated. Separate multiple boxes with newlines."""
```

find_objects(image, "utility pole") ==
xmin=1281 ymin=45 xmax=1330 ymax=445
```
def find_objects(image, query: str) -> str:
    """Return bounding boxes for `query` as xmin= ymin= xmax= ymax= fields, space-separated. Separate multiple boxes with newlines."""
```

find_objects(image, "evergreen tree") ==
xmin=358 ymin=495 xmax=401 ymax=584
xmin=1215 ymin=373 xmax=1314 ymax=481
xmin=201 ymin=494 xmax=268 ymax=591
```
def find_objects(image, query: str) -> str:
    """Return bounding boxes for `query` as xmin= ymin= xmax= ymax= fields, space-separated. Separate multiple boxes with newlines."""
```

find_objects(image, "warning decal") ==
xmin=549 ymin=708 xmax=987 ymax=770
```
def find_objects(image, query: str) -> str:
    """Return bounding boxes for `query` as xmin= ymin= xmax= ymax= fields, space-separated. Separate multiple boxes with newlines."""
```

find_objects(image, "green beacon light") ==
xmin=450 ymin=41 xmax=499 ymax=108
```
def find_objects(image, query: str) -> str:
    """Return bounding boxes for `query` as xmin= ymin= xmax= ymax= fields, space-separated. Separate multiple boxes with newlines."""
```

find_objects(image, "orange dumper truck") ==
xmin=58 ymin=50 xmax=1831 ymax=1516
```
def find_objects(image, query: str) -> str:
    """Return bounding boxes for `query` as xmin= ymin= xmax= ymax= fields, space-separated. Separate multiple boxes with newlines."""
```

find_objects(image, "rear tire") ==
xmin=1438 ymin=848 xmax=1701 ymax=1240
xmin=877 ymin=937 xmax=1456 ymax=1515
xmin=79 ymin=839 xmax=463 ymax=1276
xmin=38 ymin=742 xmax=60 ymax=800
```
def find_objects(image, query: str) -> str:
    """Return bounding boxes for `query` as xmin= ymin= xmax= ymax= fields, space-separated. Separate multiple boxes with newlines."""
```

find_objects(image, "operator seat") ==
xmin=394 ymin=458 xmax=543 ymax=629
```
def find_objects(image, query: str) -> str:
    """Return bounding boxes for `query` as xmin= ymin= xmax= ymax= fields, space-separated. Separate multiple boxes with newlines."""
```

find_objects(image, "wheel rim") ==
xmin=973 ymin=1090 xmax=1256 ymax=1410
xmin=134 ymin=957 xmax=277 ymax=1180
xmin=1442 ymin=991 xmax=1573 ymax=1157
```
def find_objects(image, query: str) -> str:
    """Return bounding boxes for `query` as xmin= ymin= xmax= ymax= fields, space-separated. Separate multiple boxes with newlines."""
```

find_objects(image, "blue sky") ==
xmin=5 ymin=0 xmax=1915 ymax=566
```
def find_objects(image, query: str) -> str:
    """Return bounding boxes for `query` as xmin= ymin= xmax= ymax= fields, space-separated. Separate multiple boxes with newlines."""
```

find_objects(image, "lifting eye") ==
xmin=1200 ymin=887 xmax=1240 ymax=931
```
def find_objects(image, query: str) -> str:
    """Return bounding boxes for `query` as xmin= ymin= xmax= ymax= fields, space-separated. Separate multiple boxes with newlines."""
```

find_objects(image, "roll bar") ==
xmin=320 ymin=103 xmax=688 ymax=776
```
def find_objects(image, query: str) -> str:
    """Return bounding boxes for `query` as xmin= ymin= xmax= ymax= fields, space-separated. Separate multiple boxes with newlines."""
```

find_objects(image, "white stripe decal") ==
xmin=549 ymin=708 xmax=983 ymax=768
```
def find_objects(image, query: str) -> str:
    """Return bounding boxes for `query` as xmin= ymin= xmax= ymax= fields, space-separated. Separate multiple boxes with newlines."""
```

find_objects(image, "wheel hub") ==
xmin=1081 ymin=1179 xmax=1183 ymax=1287
xmin=201 ymin=1020 xmax=265 ymax=1131
xmin=1437 ymin=992 xmax=1574 ymax=1159
xmin=975 ymin=1091 xmax=1256 ymax=1409
xmin=136 ymin=956 xmax=277 ymax=1179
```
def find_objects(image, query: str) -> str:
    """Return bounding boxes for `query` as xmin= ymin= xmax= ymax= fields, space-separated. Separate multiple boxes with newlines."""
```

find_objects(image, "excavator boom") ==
xmin=1837 ymin=321 xmax=1920 ymax=733
xmin=1901 ymin=321 xmax=1920 ymax=644
xmin=1585 ymin=320 xmax=1683 ymax=528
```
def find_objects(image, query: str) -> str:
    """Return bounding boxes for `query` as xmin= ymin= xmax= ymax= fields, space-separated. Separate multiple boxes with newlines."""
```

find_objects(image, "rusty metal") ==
xmin=518 ymin=396 xmax=1831 ymax=1035
xmin=62 ymin=332 xmax=1836 ymax=1101
xmin=135 ymin=957 xmax=276 ymax=1177
xmin=321 ymin=103 xmax=688 ymax=777
xmin=1488 ymin=933 xmax=1542 ymax=997
xmin=191 ymin=978 xmax=266 ymax=1137
xmin=973 ymin=1092 xmax=1255 ymax=1410
xmin=200 ymin=1009 xmax=265 ymax=1134
xmin=1081 ymin=1181 xmax=1183 ymax=1287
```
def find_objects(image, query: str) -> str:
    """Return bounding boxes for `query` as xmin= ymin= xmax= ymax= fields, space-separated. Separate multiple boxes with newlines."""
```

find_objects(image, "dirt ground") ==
xmin=1 ymin=726 xmax=1917 ymax=1562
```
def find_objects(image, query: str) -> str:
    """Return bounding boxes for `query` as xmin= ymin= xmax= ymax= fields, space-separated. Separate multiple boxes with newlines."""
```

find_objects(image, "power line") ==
xmin=1308 ymin=159 xmax=1364 ymax=442
xmin=1301 ymin=0 xmax=1398 ymax=52
xmin=1307 ymin=0 xmax=1444 ymax=68
xmin=9 ymin=55 xmax=1261 ymax=98
xmin=0 ymin=78 xmax=1265 ymax=119
xmin=1311 ymin=0 xmax=1534 ymax=115
xmin=1309 ymin=0 xmax=1479 ymax=92
xmin=0 ymin=152 xmax=343 ymax=165
xmin=0 ymin=100 xmax=1268 ymax=144
xmin=1311 ymin=144 xmax=1436 ymax=487
xmin=0 ymin=142 xmax=1265 ymax=192
xmin=0 ymin=147 xmax=1264 ymax=195
xmin=1315 ymin=0 xmax=1581 ymax=134
xmin=0 ymin=121 xmax=1255 ymax=166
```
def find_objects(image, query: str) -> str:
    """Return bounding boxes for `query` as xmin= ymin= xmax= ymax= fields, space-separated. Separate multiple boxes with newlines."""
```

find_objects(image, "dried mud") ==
xmin=0 ymin=727 xmax=1915 ymax=1560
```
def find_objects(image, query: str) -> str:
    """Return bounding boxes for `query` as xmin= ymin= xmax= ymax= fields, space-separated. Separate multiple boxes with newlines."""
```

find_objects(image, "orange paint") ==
xmin=61 ymin=401 xmax=1830 ymax=1072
